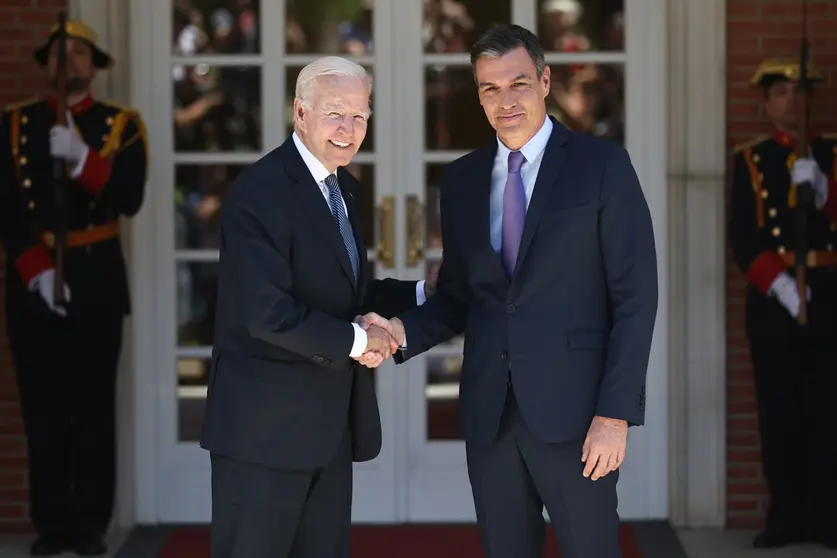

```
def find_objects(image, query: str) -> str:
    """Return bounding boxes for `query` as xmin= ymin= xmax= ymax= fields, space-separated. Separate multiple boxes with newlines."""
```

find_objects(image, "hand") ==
xmin=49 ymin=111 xmax=88 ymax=165
xmin=581 ymin=416 xmax=628 ymax=481
xmin=355 ymin=324 xmax=398 ymax=368
xmin=791 ymin=157 xmax=828 ymax=210
xmin=357 ymin=312 xmax=405 ymax=347
xmin=28 ymin=269 xmax=71 ymax=317
xmin=768 ymin=272 xmax=811 ymax=319
xmin=424 ymin=257 xmax=442 ymax=298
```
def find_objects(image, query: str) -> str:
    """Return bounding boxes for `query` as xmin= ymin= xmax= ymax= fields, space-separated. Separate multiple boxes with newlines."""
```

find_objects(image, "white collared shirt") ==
xmin=291 ymin=132 xmax=426 ymax=358
xmin=489 ymin=116 xmax=553 ymax=253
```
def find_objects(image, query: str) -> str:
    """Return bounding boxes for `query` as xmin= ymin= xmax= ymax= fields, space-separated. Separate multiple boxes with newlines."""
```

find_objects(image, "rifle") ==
xmin=52 ymin=12 xmax=68 ymax=308
xmin=793 ymin=0 xmax=814 ymax=326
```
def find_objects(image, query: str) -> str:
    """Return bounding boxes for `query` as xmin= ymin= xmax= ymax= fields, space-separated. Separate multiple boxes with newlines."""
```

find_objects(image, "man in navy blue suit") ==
xmin=360 ymin=24 xmax=658 ymax=558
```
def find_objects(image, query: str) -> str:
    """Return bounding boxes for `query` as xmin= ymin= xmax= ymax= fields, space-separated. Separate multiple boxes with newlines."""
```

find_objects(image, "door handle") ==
xmin=377 ymin=196 xmax=395 ymax=269
xmin=406 ymin=194 xmax=424 ymax=268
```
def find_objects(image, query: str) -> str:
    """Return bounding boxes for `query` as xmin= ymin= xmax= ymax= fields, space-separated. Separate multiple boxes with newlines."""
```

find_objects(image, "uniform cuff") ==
xmin=349 ymin=323 xmax=368 ymax=358
xmin=820 ymin=179 xmax=837 ymax=221
xmin=15 ymin=245 xmax=53 ymax=286
xmin=76 ymin=148 xmax=112 ymax=195
xmin=747 ymin=251 xmax=787 ymax=294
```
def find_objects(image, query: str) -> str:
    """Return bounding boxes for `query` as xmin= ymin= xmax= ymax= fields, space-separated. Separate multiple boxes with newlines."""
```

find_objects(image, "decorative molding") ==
xmin=667 ymin=0 xmax=727 ymax=528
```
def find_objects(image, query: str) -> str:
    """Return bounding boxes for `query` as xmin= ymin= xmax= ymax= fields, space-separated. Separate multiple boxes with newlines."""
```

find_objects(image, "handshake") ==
xmin=352 ymin=313 xmax=405 ymax=368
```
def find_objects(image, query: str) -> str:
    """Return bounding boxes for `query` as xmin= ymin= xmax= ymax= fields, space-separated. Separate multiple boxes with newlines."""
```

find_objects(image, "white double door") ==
xmin=140 ymin=0 xmax=668 ymax=523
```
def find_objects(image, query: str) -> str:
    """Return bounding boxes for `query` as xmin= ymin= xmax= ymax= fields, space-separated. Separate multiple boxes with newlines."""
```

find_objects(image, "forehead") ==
xmin=475 ymin=47 xmax=538 ymax=84
xmin=50 ymin=37 xmax=93 ymax=55
xmin=313 ymin=75 xmax=370 ymax=109
xmin=767 ymin=80 xmax=795 ymax=95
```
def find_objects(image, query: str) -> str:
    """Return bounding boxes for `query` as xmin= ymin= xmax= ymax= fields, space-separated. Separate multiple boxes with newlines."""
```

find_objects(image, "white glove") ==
xmin=791 ymin=157 xmax=828 ymax=210
xmin=28 ymin=269 xmax=71 ymax=317
xmin=768 ymin=272 xmax=811 ymax=319
xmin=49 ymin=111 xmax=89 ymax=173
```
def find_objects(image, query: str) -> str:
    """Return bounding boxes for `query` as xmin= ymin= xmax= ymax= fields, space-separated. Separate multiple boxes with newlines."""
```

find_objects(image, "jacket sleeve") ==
xmin=728 ymin=150 xmax=786 ymax=294
xmin=0 ymin=113 xmax=53 ymax=286
xmin=361 ymin=278 xmax=419 ymax=318
xmin=74 ymin=110 xmax=149 ymax=217
xmin=593 ymin=145 xmax=659 ymax=425
xmin=222 ymin=182 xmax=356 ymax=367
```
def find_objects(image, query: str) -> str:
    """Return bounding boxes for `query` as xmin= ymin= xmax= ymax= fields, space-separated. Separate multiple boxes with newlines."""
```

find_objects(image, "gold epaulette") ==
xmin=3 ymin=96 xmax=42 ymax=113
xmin=733 ymin=134 xmax=770 ymax=154
xmin=100 ymin=98 xmax=139 ymax=116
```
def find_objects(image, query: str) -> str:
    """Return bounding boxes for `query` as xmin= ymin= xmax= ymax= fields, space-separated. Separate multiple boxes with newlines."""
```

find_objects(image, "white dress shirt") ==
xmin=489 ymin=115 xmax=553 ymax=253
xmin=291 ymin=132 xmax=426 ymax=358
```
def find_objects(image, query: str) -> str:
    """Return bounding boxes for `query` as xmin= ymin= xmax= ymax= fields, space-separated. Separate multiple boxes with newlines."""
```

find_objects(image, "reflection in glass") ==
xmin=537 ymin=0 xmax=624 ymax=52
xmin=173 ymin=66 xmax=261 ymax=152
xmin=548 ymin=63 xmax=624 ymax=143
xmin=286 ymin=0 xmax=373 ymax=54
xmin=285 ymin=66 xmax=374 ymax=152
xmin=177 ymin=261 xmax=218 ymax=347
xmin=425 ymin=165 xmax=444 ymax=251
xmin=425 ymin=66 xmax=494 ymax=151
xmin=175 ymin=165 xmax=244 ymax=250
xmin=427 ymin=354 xmax=463 ymax=440
xmin=342 ymin=165 xmax=376 ymax=247
xmin=422 ymin=0 xmax=510 ymax=54
xmin=172 ymin=0 xmax=260 ymax=55
xmin=178 ymin=357 xmax=211 ymax=442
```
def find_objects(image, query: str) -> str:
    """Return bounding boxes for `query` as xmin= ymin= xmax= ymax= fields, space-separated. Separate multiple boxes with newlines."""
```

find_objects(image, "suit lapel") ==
xmin=470 ymin=146 xmax=510 ymax=283
xmin=283 ymin=140 xmax=357 ymax=288
xmin=512 ymin=118 xmax=568 ymax=277
xmin=338 ymin=168 xmax=366 ymax=296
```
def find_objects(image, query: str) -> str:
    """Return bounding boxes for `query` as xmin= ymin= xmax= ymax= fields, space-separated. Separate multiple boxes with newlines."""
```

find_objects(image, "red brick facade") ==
xmin=1 ymin=0 xmax=835 ymax=534
xmin=726 ymin=0 xmax=837 ymax=529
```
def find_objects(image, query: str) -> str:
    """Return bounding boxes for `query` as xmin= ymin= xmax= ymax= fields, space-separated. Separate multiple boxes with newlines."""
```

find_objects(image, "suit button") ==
xmin=507 ymin=304 xmax=515 ymax=313
xmin=501 ymin=351 xmax=508 ymax=361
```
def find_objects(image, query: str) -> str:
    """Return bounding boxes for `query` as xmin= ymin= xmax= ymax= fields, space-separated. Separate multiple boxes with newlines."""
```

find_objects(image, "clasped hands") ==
xmin=352 ymin=313 xmax=405 ymax=368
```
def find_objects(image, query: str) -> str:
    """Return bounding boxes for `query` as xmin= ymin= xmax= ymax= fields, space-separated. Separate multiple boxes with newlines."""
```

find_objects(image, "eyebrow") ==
xmin=478 ymin=73 xmax=531 ymax=88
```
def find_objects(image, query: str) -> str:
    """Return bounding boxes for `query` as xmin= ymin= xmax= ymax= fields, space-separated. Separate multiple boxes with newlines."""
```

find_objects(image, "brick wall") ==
xmin=726 ymin=0 xmax=837 ymax=529
xmin=0 ymin=0 xmax=64 ymax=534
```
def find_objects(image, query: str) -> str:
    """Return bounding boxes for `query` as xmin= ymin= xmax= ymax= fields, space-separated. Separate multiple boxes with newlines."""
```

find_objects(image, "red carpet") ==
xmin=158 ymin=524 xmax=643 ymax=557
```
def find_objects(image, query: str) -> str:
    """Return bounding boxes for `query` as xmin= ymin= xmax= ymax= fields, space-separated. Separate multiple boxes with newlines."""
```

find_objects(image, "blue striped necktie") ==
xmin=324 ymin=173 xmax=359 ymax=281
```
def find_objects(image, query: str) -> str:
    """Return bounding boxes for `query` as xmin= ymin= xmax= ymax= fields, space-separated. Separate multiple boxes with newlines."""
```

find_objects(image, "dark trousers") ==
xmin=210 ymin=428 xmax=353 ymax=558
xmin=466 ymin=387 xmax=621 ymax=558
xmin=749 ymin=333 xmax=837 ymax=536
xmin=6 ymin=293 xmax=123 ymax=537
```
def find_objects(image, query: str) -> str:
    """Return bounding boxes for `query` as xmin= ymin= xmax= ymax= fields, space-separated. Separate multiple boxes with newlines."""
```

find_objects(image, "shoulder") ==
xmin=231 ymin=147 xmax=288 ymax=202
xmin=732 ymin=134 xmax=770 ymax=155
xmin=3 ymin=96 xmax=44 ymax=114
xmin=97 ymin=98 xmax=142 ymax=117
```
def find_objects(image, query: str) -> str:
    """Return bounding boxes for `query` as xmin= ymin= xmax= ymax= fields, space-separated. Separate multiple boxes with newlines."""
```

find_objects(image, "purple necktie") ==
xmin=501 ymin=150 xmax=526 ymax=278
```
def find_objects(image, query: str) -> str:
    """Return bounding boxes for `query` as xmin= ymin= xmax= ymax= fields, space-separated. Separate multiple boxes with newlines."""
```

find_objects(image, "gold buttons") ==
xmin=761 ymin=190 xmax=769 ymax=199
xmin=777 ymin=246 xmax=786 ymax=254
xmin=771 ymin=226 xmax=780 ymax=237
xmin=106 ymin=116 xmax=114 ymax=126
xmin=21 ymin=115 xmax=28 ymax=124
xmin=19 ymin=156 xmax=27 ymax=166
xmin=102 ymin=134 xmax=109 ymax=142
xmin=22 ymin=178 xmax=31 ymax=188
xmin=20 ymin=135 xmax=27 ymax=145
xmin=27 ymin=200 xmax=35 ymax=210
xmin=752 ymin=154 xmax=761 ymax=163
xmin=768 ymin=207 xmax=777 ymax=218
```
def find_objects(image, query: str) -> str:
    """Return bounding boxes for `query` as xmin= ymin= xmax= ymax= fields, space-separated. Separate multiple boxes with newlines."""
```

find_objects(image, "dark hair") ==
xmin=470 ymin=24 xmax=546 ymax=79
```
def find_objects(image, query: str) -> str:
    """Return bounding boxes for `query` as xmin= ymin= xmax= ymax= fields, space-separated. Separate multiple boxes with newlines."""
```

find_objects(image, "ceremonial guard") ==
xmin=0 ymin=20 xmax=148 ymax=556
xmin=729 ymin=57 xmax=837 ymax=550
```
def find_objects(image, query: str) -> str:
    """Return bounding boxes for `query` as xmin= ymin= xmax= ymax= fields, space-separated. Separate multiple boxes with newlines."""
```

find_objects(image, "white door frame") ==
xmin=115 ymin=0 xmax=728 ymax=527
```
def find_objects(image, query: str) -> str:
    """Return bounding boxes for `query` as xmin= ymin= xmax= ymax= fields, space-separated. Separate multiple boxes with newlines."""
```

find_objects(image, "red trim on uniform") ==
xmin=772 ymin=127 xmax=819 ymax=148
xmin=48 ymin=93 xmax=95 ymax=116
xmin=14 ymin=245 xmax=53 ymax=286
xmin=820 ymin=179 xmax=837 ymax=221
xmin=747 ymin=251 xmax=788 ymax=294
xmin=76 ymin=148 xmax=112 ymax=195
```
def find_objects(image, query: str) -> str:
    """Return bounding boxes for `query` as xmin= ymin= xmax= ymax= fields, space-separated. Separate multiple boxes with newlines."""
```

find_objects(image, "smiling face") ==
xmin=293 ymin=74 xmax=371 ymax=172
xmin=475 ymin=46 xmax=550 ymax=151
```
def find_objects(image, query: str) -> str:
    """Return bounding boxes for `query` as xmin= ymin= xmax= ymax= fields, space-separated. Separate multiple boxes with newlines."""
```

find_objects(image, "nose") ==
xmin=500 ymin=89 xmax=516 ymax=110
xmin=338 ymin=115 xmax=354 ymax=135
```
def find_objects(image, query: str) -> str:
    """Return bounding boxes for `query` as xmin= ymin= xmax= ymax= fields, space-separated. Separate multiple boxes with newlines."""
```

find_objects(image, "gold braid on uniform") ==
xmin=743 ymin=148 xmax=765 ymax=228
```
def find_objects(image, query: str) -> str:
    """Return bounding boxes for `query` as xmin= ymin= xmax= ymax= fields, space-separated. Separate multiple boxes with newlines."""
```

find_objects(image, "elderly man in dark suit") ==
xmin=360 ymin=25 xmax=658 ymax=558
xmin=200 ymin=56 xmax=435 ymax=558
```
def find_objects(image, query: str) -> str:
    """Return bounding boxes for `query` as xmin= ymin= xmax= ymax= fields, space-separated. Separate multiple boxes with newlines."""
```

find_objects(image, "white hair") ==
xmin=295 ymin=56 xmax=372 ymax=108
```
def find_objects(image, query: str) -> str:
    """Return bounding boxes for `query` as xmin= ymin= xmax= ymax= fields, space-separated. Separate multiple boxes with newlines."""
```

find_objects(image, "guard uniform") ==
xmin=729 ymin=58 xmax=837 ymax=549
xmin=0 ymin=20 xmax=147 ymax=556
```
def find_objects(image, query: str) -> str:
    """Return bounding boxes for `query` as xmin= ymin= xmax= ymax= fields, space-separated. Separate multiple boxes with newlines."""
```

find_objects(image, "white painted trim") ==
xmin=666 ymin=0 xmax=727 ymax=528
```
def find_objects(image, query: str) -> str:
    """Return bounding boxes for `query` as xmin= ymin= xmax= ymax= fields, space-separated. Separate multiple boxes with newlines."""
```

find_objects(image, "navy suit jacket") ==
xmin=396 ymin=117 xmax=658 ymax=445
xmin=201 ymin=136 xmax=418 ymax=469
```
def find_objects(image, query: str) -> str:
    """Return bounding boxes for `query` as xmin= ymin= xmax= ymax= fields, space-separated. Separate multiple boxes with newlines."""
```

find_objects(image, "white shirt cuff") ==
xmin=70 ymin=147 xmax=89 ymax=179
xmin=416 ymin=280 xmax=427 ymax=306
xmin=349 ymin=322 xmax=367 ymax=358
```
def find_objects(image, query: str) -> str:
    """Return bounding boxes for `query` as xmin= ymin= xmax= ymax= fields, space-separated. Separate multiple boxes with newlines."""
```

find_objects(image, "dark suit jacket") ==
xmin=200 ymin=135 xmax=418 ymax=470
xmin=396 ymin=117 xmax=658 ymax=445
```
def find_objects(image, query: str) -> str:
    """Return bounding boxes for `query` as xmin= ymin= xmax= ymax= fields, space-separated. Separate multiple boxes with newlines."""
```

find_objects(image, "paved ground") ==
xmin=1 ymin=527 xmax=835 ymax=557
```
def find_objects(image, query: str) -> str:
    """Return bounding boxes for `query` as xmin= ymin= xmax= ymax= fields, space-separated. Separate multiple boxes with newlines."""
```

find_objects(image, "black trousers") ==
xmin=749 ymin=333 xmax=837 ymax=536
xmin=210 ymin=428 xmax=353 ymax=558
xmin=6 ymin=291 xmax=123 ymax=537
xmin=466 ymin=387 xmax=621 ymax=558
